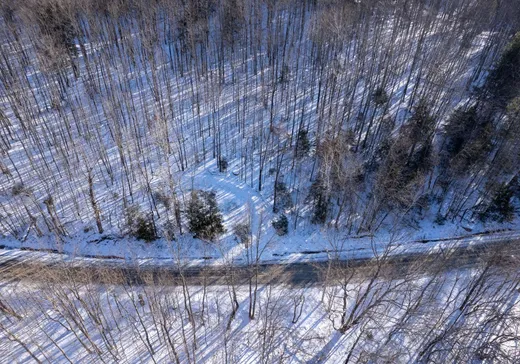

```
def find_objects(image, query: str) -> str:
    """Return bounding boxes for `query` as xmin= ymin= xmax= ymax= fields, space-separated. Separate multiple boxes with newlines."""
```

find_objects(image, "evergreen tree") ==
xmin=295 ymin=129 xmax=310 ymax=159
xmin=308 ymin=178 xmax=329 ymax=225
xmin=441 ymin=106 xmax=493 ymax=176
xmin=273 ymin=181 xmax=293 ymax=213
xmin=480 ymin=183 xmax=516 ymax=223
xmin=124 ymin=205 xmax=157 ymax=242
xmin=187 ymin=190 xmax=225 ymax=241
xmin=272 ymin=214 xmax=288 ymax=236
xmin=442 ymin=107 xmax=479 ymax=161
xmin=487 ymin=32 xmax=520 ymax=105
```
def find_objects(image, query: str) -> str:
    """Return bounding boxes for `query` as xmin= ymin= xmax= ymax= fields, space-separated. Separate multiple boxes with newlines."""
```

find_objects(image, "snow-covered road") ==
xmin=1 ymin=230 xmax=519 ymax=286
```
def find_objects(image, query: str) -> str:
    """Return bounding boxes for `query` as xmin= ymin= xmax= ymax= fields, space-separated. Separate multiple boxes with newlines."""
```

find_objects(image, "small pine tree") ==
xmin=124 ymin=205 xmax=157 ymax=242
xmin=272 ymin=214 xmax=288 ymax=236
xmin=134 ymin=216 xmax=157 ymax=242
xmin=372 ymin=87 xmax=389 ymax=106
xmin=308 ymin=178 xmax=329 ymax=224
xmin=187 ymin=190 xmax=225 ymax=241
xmin=273 ymin=181 xmax=293 ymax=213
xmin=295 ymin=129 xmax=310 ymax=159
xmin=480 ymin=183 xmax=516 ymax=223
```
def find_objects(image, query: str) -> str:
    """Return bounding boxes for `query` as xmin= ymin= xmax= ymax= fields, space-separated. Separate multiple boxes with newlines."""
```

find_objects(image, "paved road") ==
xmin=1 ymin=235 xmax=519 ymax=287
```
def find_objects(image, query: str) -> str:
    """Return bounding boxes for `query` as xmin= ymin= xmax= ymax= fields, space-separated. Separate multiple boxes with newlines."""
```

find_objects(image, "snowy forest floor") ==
xmin=1 ymin=157 xmax=519 ymax=268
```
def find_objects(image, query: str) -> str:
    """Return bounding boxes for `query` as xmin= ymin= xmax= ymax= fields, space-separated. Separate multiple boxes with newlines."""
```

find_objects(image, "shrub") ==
xmin=234 ymin=222 xmax=251 ymax=246
xmin=372 ymin=87 xmax=389 ymax=106
xmin=279 ymin=63 xmax=290 ymax=83
xmin=434 ymin=213 xmax=446 ymax=226
xmin=124 ymin=205 xmax=157 ymax=242
xmin=272 ymin=214 xmax=288 ymax=236
xmin=12 ymin=183 xmax=30 ymax=196
xmin=295 ymin=129 xmax=310 ymax=159
xmin=219 ymin=157 xmax=228 ymax=172
xmin=479 ymin=183 xmax=516 ymax=223
xmin=153 ymin=190 xmax=171 ymax=210
xmin=412 ymin=193 xmax=432 ymax=217
xmin=273 ymin=181 xmax=293 ymax=213
xmin=163 ymin=220 xmax=176 ymax=241
xmin=187 ymin=190 xmax=225 ymax=241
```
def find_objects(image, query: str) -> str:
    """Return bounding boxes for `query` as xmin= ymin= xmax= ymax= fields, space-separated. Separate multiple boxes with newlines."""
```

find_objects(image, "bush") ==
xmin=372 ymin=87 xmax=389 ymax=106
xmin=134 ymin=217 xmax=157 ymax=242
xmin=163 ymin=220 xmax=176 ymax=241
xmin=234 ymin=222 xmax=251 ymax=246
xmin=279 ymin=63 xmax=290 ymax=83
xmin=12 ymin=182 xmax=30 ymax=196
xmin=153 ymin=190 xmax=171 ymax=210
xmin=124 ymin=205 xmax=157 ymax=242
xmin=187 ymin=190 xmax=225 ymax=241
xmin=295 ymin=129 xmax=310 ymax=159
xmin=308 ymin=178 xmax=329 ymax=224
xmin=272 ymin=214 xmax=288 ymax=236
xmin=273 ymin=181 xmax=293 ymax=213
xmin=412 ymin=193 xmax=432 ymax=217
xmin=219 ymin=157 xmax=228 ymax=172
xmin=434 ymin=213 xmax=446 ymax=226
xmin=479 ymin=183 xmax=516 ymax=223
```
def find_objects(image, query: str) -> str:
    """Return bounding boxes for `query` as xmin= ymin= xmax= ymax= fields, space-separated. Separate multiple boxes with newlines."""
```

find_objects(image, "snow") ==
xmin=1 ymin=203 xmax=518 ymax=269
xmin=0 ymin=9 xmax=509 ymax=243
xmin=1 ymin=261 xmax=519 ymax=363
xmin=0 ymin=3 xmax=519 ymax=363
xmin=0 ymin=0 xmax=517 ymax=280
xmin=2 ymin=157 xmax=520 ymax=267
xmin=2 ymin=143 xmax=519 ymax=266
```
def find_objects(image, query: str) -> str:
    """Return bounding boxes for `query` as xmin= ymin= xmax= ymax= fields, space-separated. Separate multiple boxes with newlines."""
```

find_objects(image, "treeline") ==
xmin=0 ymin=0 xmax=520 ymax=241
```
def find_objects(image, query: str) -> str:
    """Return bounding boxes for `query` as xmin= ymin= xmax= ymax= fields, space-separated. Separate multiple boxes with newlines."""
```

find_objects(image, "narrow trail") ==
xmin=187 ymin=165 xmax=268 ymax=264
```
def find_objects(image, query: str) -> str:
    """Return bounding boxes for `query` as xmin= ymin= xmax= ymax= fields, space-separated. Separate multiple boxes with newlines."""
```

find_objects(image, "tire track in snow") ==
xmin=190 ymin=167 xmax=268 ymax=264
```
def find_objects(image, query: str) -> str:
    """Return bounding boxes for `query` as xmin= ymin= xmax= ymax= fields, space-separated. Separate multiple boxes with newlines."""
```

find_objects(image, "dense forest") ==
xmin=3 ymin=1 xmax=520 ymax=363
xmin=1 ymin=0 xmax=520 ymax=242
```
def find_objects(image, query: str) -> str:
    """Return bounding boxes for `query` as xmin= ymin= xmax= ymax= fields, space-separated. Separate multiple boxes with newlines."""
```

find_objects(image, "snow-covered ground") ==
xmin=1 ymin=260 xmax=519 ymax=363
xmin=1 ymin=3 xmax=519 ymax=363
xmin=1 ymin=158 xmax=518 ymax=267
xmin=0 ymin=2 xmax=517 ymax=270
